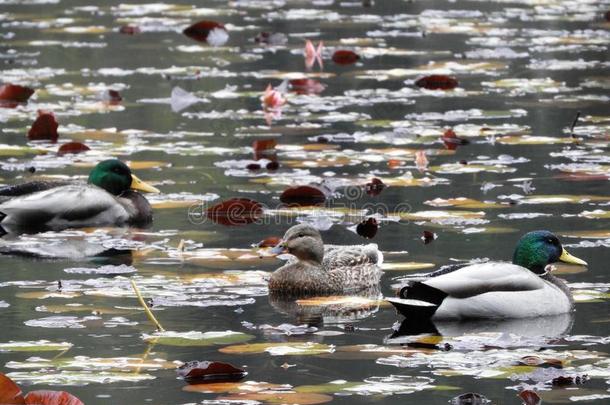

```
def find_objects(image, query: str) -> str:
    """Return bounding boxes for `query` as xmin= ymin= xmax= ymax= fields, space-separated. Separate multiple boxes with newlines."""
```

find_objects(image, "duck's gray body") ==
xmin=0 ymin=184 xmax=151 ymax=233
xmin=388 ymin=261 xmax=572 ymax=320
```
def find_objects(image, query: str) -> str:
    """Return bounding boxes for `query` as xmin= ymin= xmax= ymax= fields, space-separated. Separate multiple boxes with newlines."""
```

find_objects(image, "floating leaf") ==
xmin=183 ymin=20 xmax=227 ymax=45
xmin=219 ymin=392 xmax=332 ymax=405
xmin=219 ymin=342 xmax=334 ymax=356
xmin=332 ymin=50 xmax=360 ymax=65
xmin=255 ymin=236 xmax=281 ymax=248
xmin=0 ymin=341 xmax=73 ymax=353
xmin=28 ymin=111 xmax=59 ymax=142
xmin=143 ymin=330 xmax=254 ymax=347
xmin=118 ymin=25 xmax=140 ymax=35
xmin=518 ymin=390 xmax=541 ymax=405
xmin=380 ymin=262 xmax=435 ymax=271
xmin=289 ymin=79 xmax=325 ymax=95
xmin=356 ymin=218 xmax=378 ymax=239
xmin=421 ymin=230 xmax=437 ymax=244
xmin=0 ymin=373 xmax=25 ymax=404
xmin=364 ymin=178 xmax=385 ymax=196
xmin=57 ymin=142 xmax=90 ymax=155
xmin=206 ymin=198 xmax=263 ymax=226
xmin=177 ymin=361 xmax=246 ymax=384
xmin=0 ymin=84 xmax=34 ymax=106
xmin=280 ymin=185 xmax=328 ymax=206
xmin=415 ymin=75 xmax=458 ymax=90
xmin=24 ymin=391 xmax=83 ymax=405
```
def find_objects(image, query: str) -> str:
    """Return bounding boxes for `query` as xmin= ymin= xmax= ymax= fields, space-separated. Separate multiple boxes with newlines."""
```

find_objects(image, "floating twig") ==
xmin=570 ymin=111 xmax=581 ymax=138
xmin=130 ymin=279 xmax=165 ymax=332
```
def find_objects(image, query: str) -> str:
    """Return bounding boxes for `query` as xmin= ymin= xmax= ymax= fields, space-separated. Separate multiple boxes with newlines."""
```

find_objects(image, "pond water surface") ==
xmin=1 ymin=0 xmax=610 ymax=404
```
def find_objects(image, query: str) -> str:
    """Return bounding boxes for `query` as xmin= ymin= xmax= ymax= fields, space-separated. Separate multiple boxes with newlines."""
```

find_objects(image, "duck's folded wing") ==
xmin=323 ymin=244 xmax=381 ymax=268
xmin=424 ymin=262 xmax=545 ymax=299
xmin=0 ymin=180 xmax=72 ymax=203
xmin=0 ymin=185 xmax=129 ymax=230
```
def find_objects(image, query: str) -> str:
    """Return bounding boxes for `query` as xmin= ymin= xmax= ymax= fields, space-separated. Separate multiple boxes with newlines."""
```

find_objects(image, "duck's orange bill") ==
xmin=130 ymin=174 xmax=160 ymax=193
xmin=559 ymin=248 xmax=587 ymax=266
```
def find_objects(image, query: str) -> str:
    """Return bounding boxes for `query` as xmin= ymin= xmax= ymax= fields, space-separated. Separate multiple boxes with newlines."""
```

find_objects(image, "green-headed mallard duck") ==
xmin=269 ymin=224 xmax=383 ymax=296
xmin=0 ymin=159 xmax=159 ymax=234
xmin=387 ymin=231 xmax=587 ymax=320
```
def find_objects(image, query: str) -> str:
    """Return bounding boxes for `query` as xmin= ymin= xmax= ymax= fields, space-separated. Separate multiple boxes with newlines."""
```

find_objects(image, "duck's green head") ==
xmin=512 ymin=230 xmax=587 ymax=274
xmin=88 ymin=159 xmax=160 ymax=196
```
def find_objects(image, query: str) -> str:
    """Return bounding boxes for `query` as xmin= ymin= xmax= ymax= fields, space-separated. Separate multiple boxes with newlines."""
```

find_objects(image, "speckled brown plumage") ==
xmin=268 ymin=224 xmax=383 ymax=296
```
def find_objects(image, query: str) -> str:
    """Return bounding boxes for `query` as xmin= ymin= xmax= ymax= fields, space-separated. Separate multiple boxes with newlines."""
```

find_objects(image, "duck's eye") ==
xmin=296 ymin=233 xmax=305 ymax=238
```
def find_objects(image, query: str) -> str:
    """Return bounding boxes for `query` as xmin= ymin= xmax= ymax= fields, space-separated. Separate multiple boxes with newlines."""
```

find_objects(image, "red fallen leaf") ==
xmin=118 ymin=25 xmax=140 ymax=35
xmin=177 ymin=361 xmax=247 ymax=384
xmin=449 ymin=392 xmax=489 ymax=405
xmin=388 ymin=159 xmax=402 ymax=168
xmin=28 ymin=110 xmax=59 ymax=142
xmin=441 ymin=129 xmax=469 ymax=150
xmin=0 ymin=84 xmax=35 ymax=104
xmin=415 ymin=75 xmax=459 ymax=90
xmin=206 ymin=198 xmax=263 ymax=226
xmin=256 ymin=236 xmax=281 ymax=248
xmin=183 ymin=20 xmax=226 ymax=43
xmin=332 ymin=50 xmax=360 ymax=65
xmin=356 ymin=218 xmax=378 ymax=239
xmin=518 ymin=390 xmax=541 ymax=405
xmin=57 ymin=142 xmax=90 ymax=156
xmin=365 ymin=178 xmax=385 ymax=196
xmin=253 ymin=139 xmax=277 ymax=161
xmin=280 ymin=185 xmax=328 ymax=206
xmin=24 ymin=391 xmax=84 ymax=405
xmin=289 ymin=79 xmax=325 ymax=95
xmin=421 ymin=230 xmax=437 ymax=244
xmin=0 ymin=373 xmax=25 ymax=404
xmin=253 ymin=139 xmax=277 ymax=152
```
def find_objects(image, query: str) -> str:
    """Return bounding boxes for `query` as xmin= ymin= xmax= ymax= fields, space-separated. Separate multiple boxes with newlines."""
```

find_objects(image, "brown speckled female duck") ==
xmin=269 ymin=224 xmax=383 ymax=296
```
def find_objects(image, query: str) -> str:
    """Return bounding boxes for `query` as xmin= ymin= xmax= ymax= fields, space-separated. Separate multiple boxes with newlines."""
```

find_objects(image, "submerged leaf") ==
xmin=206 ymin=198 xmax=263 ymax=226
xmin=177 ymin=361 xmax=246 ymax=384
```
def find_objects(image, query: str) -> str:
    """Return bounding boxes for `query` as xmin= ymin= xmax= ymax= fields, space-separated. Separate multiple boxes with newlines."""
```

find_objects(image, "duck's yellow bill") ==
xmin=559 ymin=248 xmax=587 ymax=266
xmin=130 ymin=174 xmax=160 ymax=193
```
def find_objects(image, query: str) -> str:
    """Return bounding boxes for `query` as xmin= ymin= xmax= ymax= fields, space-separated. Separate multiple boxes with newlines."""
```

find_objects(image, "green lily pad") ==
xmin=0 ymin=340 xmax=73 ymax=352
xmin=142 ymin=330 xmax=254 ymax=347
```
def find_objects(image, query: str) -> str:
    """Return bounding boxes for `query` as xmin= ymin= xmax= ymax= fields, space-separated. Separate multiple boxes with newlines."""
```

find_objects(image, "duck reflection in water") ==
xmin=386 ymin=313 xmax=574 ymax=350
xmin=267 ymin=224 xmax=383 ymax=325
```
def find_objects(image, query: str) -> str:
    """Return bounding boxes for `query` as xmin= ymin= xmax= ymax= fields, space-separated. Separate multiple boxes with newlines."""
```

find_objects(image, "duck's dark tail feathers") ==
xmin=0 ymin=211 xmax=6 ymax=237
xmin=387 ymin=281 xmax=448 ymax=319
